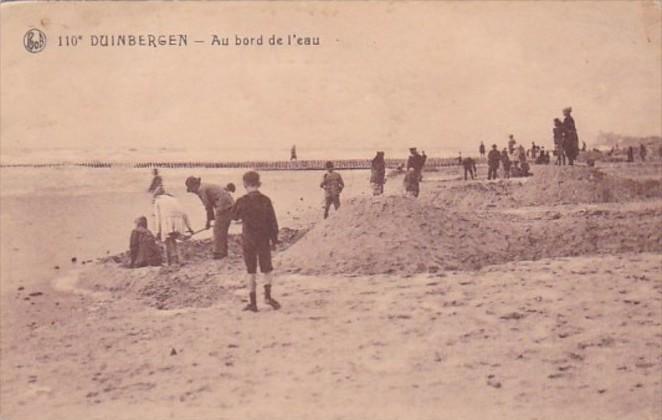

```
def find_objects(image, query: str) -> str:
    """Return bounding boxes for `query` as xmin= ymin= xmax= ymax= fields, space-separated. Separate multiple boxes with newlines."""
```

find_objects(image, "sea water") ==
xmin=0 ymin=166 xmax=373 ymax=296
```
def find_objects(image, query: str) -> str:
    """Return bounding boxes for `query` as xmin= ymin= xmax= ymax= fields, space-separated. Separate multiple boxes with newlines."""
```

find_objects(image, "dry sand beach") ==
xmin=1 ymin=162 xmax=661 ymax=420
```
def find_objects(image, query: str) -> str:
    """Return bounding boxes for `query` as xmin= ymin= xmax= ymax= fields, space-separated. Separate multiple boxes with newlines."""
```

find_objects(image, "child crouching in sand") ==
xmin=232 ymin=171 xmax=281 ymax=312
xmin=129 ymin=216 xmax=163 ymax=268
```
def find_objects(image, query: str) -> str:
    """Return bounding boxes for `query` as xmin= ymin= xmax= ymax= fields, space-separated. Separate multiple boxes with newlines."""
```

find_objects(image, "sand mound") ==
xmin=277 ymin=195 xmax=662 ymax=276
xmin=279 ymin=196 xmax=467 ymax=275
xmin=430 ymin=166 xmax=662 ymax=210
xmin=514 ymin=165 xmax=662 ymax=205
xmin=81 ymin=228 xmax=305 ymax=310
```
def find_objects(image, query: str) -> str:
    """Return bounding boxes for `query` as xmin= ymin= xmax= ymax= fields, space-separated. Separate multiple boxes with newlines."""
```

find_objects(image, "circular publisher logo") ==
xmin=23 ymin=28 xmax=47 ymax=53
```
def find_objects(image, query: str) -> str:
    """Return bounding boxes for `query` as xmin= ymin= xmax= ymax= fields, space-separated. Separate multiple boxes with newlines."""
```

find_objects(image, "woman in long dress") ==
xmin=153 ymin=188 xmax=194 ymax=265
xmin=370 ymin=151 xmax=386 ymax=195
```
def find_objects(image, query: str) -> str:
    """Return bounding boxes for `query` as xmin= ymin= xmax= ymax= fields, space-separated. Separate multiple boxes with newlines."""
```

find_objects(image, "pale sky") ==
xmin=1 ymin=1 xmax=661 ymax=156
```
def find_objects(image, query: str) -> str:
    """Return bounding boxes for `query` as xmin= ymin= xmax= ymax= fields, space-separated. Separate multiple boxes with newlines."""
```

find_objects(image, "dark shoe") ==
xmin=266 ymin=298 xmax=281 ymax=310
xmin=242 ymin=292 xmax=258 ymax=312
xmin=264 ymin=285 xmax=281 ymax=310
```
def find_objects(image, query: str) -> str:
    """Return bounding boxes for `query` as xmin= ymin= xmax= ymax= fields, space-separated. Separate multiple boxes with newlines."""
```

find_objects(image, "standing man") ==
xmin=479 ymin=142 xmax=486 ymax=159
xmin=562 ymin=107 xmax=579 ymax=165
xmin=640 ymin=144 xmax=647 ymax=161
xmin=627 ymin=146 xmax=634 ymax=163
xmin=487 ymin=144 xmax=501 ymax=180
xmin=185 ymin=176 xmax=235 ymax=259
xmin=290 ymin=145 xmax=298 ymax=161
xmin=320 ymin=161 xmax=344 ymax=219
xmin=407 ymin=147 xmax=425 ymax=179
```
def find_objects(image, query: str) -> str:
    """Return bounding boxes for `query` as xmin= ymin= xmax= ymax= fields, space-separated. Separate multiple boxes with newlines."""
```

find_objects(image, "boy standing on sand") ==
xmin=320 ymin=161 xmax=344 ymax=219
xmin=233 ymin=171 xmax=281 ymax=312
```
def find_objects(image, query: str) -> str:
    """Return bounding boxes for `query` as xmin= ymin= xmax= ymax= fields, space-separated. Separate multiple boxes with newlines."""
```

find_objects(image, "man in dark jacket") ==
xmin=487 ymin=144 xmax=500 ymax=180
xmin=553 ymin=118 xmax=566 ymax=166
xmin=407 ymin=148 xmax=425 ymax=179
xmin=562 ymin=107 xmax=579 ymax=165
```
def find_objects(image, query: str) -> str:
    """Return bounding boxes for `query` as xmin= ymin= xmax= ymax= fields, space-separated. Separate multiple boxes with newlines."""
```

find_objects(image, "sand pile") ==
xmin=428 ymin=181 xmax=518 ymax=210
xmin=429 ymin=166 xmax=662 ymax=210
xmin=513 ymin=165 xmax=662 ymax=206
xmin=278 ymin=196 xmax=471 ymax=275
xmin=277 ymin=195 xmax=662 ymax=276
xmin=81 ymin=228 xmax=305 ymax=310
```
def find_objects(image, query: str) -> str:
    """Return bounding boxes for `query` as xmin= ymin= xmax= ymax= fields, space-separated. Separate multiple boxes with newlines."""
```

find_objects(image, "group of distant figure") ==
xmin=469 ymin=107 xmax=584 ymax=181
xmin=625 ymin=144 xmax=649 ymax=163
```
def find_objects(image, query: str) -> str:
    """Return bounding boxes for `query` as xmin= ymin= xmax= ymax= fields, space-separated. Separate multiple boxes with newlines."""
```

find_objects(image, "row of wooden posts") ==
xmin=1 ymin=157 xmax=463 ymax=170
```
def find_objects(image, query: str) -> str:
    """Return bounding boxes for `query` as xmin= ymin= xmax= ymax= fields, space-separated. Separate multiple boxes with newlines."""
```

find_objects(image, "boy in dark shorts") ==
xmin=232 ymin=171 xmax=281 ymax=312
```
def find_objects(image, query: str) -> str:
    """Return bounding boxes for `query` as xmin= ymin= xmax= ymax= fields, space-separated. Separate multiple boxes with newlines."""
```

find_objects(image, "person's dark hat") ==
xmin=325 ymin=161 xmax=334 ymax=169
xmin=242 ymin=171 xmax=261 ymax=187
xmin=225 ymin=183 xmax=236 ymax=193
xmin=409 ymin=147 xmax=417 ymax=152
xmin=185 ymin=176 xmax=201 ymax=192
xmin=492 ymin=144 xmax=497 ymax=149
xmin=563 ymin=107 xmax=572 ymax=114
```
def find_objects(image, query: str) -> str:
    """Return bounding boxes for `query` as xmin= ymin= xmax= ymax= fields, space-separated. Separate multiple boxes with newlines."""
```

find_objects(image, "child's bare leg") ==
xmin=173 ymin=237 xmax=182 ymax=264
xmin=264 ymin=272 xmax=281 ymax=310
xmin=243 ymin=274 xmax=258 ymax=312
xmin=165 ymin=238 xmax=174 ymax=265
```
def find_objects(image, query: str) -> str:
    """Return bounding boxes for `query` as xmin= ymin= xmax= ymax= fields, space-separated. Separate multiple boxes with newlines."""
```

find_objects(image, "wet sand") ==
xmin=1 ymin=162 xmax=661 ymax=420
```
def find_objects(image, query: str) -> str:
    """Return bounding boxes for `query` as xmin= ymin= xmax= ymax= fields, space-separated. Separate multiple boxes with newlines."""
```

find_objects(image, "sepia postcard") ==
xmin=1 ymin=1 xmax=661 ymax=419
